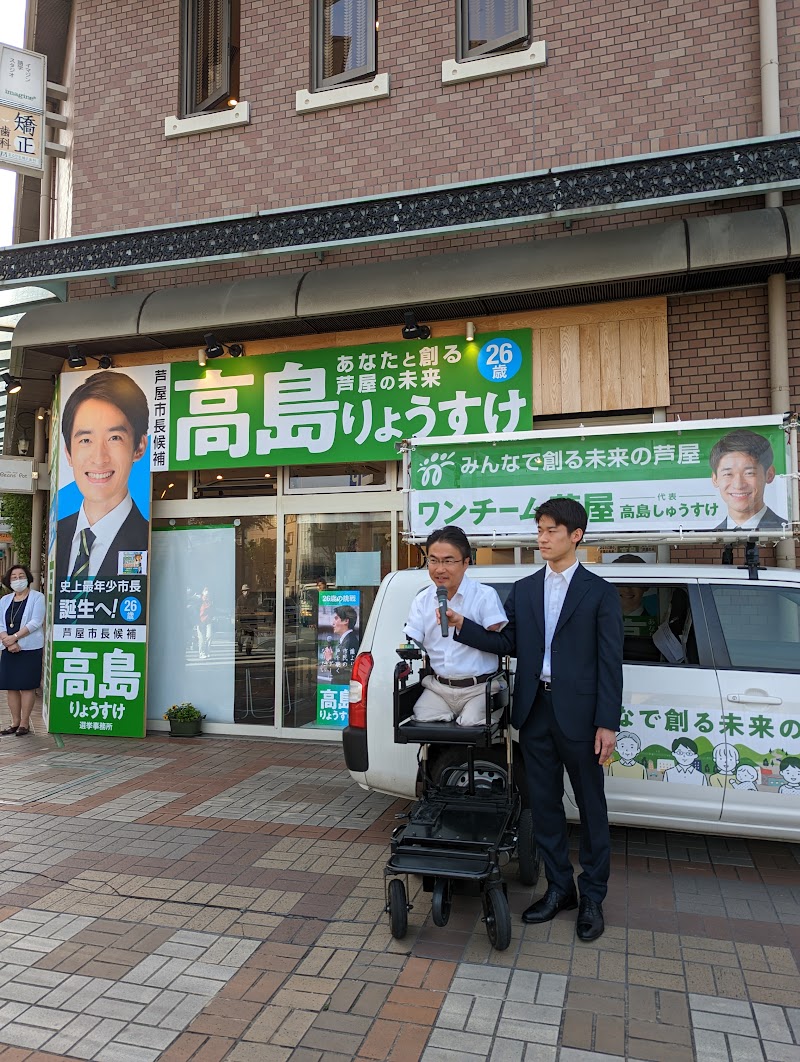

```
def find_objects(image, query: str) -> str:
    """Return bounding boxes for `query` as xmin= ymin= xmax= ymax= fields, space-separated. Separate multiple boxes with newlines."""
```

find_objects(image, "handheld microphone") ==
xmin=436 ymin=586 xmax=449 ymax=637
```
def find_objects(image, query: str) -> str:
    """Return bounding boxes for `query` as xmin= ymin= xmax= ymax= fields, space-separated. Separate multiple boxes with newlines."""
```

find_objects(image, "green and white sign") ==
xmin=168 ymin=331 xmax=532 ymax=469
xmin=47 ymin=366 xmax=161 ymax=738
xmin=408 ymin=416 xmax=790 ymax=536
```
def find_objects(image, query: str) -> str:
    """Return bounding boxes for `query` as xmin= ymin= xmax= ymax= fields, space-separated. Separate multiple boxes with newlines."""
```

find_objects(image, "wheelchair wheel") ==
xmin=516 ymin=807 xmax=541 ymax=887
xmin=431 ymin=877 xmax=452 ymax=927
xmin=388 ymin=878 xmax=408 ymax=939
xmin=482 ymin=886 xmax=511 ymax=951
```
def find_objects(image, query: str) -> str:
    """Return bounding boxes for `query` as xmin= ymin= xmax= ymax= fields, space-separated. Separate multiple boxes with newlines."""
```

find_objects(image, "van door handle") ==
xmin=727 ymin=694 xmax=783 ymax=706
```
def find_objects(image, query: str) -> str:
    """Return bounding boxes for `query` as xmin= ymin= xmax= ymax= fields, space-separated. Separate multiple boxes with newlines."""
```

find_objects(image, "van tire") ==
xmin=428 ymin=745 xmax=529 ymax=807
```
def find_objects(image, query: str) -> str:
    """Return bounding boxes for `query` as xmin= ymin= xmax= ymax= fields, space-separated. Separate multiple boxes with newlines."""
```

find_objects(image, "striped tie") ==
xmin=71 ymin=528 xmax=96 ymax=579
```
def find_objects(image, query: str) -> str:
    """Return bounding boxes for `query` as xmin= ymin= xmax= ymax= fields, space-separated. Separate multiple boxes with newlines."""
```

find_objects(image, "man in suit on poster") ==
xmin=710 ymin=428 xmax=785 ymax=531
xmin=445 ymin=497 xmax=623 ymax=941
xmin=55 ymin=371 xmax=150 ymax=585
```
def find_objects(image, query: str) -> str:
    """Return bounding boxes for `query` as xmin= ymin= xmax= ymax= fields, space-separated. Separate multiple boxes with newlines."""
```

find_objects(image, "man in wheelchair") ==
xmin=403 ymin=526 xmax=508 ymax=727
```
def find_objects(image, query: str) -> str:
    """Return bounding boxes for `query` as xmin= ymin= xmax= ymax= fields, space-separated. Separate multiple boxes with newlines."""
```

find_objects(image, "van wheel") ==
xmin=516 ymin=807 xmax=541 ymax=887
xmin=429 ymin=746 xmax=528 ymax=806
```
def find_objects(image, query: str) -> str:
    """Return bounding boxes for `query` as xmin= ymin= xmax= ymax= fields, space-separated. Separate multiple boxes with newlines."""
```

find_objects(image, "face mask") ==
xmin=10 ymin=579 xmax=28 ymax=593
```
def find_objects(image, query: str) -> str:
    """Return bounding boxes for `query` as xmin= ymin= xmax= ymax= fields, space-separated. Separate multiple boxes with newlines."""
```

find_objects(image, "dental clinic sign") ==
xmin=167 ymin=331 xmax=532 ymax=468
xmin=407 ymin=415 xmax=792 ymax=536
xmin=0 ymin=45 xmax=46 ymax=176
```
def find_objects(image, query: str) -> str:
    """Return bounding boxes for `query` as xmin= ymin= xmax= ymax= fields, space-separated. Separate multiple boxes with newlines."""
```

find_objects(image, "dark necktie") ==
xmin=71 ymin=528 xmax=96 ymax=579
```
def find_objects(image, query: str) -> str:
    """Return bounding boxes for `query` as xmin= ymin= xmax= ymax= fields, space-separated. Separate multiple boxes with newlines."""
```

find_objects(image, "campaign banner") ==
xmin=408 ymin=415 xmax=791 ymax=536
xmin=607 ymin=703 xmax=800 ymax=796
xmin=168 ymin=331 xmax=532 ymax=469
xmin=316 ymin=589 xmax=360 ymax=728
xmin=47 ymin=367 xmax=165 ymax=737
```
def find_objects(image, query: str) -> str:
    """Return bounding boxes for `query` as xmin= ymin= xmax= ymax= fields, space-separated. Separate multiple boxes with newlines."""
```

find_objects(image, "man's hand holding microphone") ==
xmin=434 ymin=586 xmax=465 ymax=635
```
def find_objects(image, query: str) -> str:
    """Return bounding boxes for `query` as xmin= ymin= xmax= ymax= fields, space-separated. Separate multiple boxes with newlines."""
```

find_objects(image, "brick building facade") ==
xmin=3 ymin=0 xmax=799 ymax=735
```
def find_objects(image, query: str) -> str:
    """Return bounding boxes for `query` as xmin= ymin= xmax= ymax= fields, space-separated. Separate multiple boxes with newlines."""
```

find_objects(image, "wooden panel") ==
xmin=619 ymin=319 xmax=643 ymax=409
xmin=531 ymin=328 xmax=543 ymax=418
xmin=639 ymin=316 xmax=657 ymax=407
xmin=539 ymin=327 xmax=562 ymax=416
xmin=580 ymin=324 xmax=601 ymax=413
xmin=112 ymin=296 xmax=671 ymax=412
xmin=653 ymin=314 xmax=670 ymax=407
xmin=559 ymin=325 xmax=581 ymax=413
xmin=520 ymin=297 xmax=662 ymax=329
xmin=599 ymin=322 xmax=622 ymax=409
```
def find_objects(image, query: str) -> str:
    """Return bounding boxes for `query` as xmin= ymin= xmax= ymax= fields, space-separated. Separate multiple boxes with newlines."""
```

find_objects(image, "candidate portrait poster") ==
xmin=47 ymin=365 xmax=166 ymax=737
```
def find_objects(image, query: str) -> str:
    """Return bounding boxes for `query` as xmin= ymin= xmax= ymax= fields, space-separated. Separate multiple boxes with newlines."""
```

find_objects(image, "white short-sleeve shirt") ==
xmin=404 ymin=575 xmax=507 ymax=678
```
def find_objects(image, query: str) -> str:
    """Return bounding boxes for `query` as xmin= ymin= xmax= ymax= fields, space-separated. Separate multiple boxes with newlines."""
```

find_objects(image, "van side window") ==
xmin=488 ymin=582 xmax=512 ymax=607
xmin=710 ymin=585 xmax=800 ymax=672
xmin=612 ymin=583 xmax=699 ymax=666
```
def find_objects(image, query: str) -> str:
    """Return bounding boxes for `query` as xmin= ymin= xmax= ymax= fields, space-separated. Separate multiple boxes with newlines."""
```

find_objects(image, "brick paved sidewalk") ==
xmin=0 ymin=701 xmax=797 ymax=1061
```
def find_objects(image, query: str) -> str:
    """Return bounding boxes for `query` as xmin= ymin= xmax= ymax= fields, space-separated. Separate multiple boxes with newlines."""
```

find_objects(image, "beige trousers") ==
xmin=413 ymin=674 xmax=505 ymax=726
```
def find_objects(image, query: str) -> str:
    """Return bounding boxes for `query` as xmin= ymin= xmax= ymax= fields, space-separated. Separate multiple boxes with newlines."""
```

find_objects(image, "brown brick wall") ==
xmin=66 ymin=0 xmax=792 ymax=236
xmin=667 ymin=283 xmax=799 ymax=565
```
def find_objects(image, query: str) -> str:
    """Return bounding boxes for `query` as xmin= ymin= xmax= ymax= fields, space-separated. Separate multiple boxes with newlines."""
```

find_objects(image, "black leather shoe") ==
xmin=522 ymin=885 xmax=578 ymax=924
xmin=576 ymin=897 xmax=604 ymax=941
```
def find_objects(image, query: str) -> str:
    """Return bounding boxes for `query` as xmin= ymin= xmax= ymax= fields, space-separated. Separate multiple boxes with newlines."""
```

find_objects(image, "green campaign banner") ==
xmin=167 ymin=331 xmax=532 ymax=469
xmin=47 ymin=366 xmax=162 ymax=737
xmin=408 ymin=416 xmax=791 ymax=536
xmin=315 ymin=589 xmax=360 ymax=728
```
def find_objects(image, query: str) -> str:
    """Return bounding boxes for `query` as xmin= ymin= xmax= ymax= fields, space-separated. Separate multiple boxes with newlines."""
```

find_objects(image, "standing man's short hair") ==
xmin=672 ymin=736 xmax=698 ymax=754
xmin=709 ymin=429 xmax=774 ymax=474
xmin=534 ymin=498 xmax=589 ymax=541
xmin=425 ymin=526 xmax=472 ymax=561
xmin=62 ymin=372 xmax=150 ymax=453
xmin=334 ymin=605 xmax=358 ymax=630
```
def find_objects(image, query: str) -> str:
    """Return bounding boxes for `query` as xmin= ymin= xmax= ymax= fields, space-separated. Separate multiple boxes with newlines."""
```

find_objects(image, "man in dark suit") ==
xmin=332 ymin=605 xmax=360 ymax=669
xmin=710 ymin=428 xmax=786 ymax=530
xmin=446 ymin=497 xmax=623 ymax=942
xmin=55 ymin=371 xmax=150 ymax=586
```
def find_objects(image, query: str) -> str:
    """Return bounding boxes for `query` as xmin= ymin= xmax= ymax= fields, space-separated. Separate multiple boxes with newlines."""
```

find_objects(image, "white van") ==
xmin=342 ymin=563 xmax=800 ymax=841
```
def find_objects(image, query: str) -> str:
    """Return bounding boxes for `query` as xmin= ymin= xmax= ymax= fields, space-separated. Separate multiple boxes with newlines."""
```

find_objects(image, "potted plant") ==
xmin=164 ymin=702 xmax=204 ymax=737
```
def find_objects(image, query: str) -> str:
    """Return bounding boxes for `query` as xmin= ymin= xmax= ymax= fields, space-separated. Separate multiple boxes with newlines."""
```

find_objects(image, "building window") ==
xmin=458 ymin=0 xmax=528 ymax=61
xmin=312 ymin=0 xmax=376 ymax=91
xmin=181 ymin=0 xmax=240 ymax=116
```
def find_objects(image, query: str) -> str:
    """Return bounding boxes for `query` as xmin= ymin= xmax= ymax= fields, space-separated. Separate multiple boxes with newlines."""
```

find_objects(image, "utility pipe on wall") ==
xmin=759 ymin=0 xmax=795 ymax=567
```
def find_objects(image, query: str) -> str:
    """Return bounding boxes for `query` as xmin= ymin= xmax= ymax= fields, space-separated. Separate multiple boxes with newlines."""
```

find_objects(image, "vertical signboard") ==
xmin=47 ymin=368 xmax=162 ymax=737
xmin=316 ymin=589 xmax=360 ymax=728
xmin=0 ymin=45 xmax=47 ymax=176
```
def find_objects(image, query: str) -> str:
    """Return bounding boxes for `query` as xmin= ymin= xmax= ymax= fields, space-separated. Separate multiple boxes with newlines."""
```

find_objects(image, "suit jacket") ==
xmin=713 ymin=506 xmax=785 ymax=531
xmin=56 ymin=504 xmax=150 ymax=584
xmin=456 ymin=564 xmax=623 ymax=740
xmin=336 ymin=629 xmax=360 ymax=663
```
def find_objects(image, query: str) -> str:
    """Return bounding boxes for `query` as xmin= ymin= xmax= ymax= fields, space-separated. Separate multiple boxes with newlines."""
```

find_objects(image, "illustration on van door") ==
xmin=604 ymin=706 xmax=800 ymax=794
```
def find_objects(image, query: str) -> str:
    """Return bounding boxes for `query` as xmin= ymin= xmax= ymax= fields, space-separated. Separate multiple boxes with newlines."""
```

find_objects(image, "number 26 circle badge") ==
xmin=476 ymin=338 xmax=522 ymax=383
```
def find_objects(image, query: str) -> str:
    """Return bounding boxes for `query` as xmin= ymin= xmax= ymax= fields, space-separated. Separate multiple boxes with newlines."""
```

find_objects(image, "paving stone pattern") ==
xmin=0 ymin=705 xmax=797 ymax=1061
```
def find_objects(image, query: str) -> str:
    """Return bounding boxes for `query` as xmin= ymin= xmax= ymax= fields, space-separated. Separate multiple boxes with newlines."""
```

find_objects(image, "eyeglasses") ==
xmin=427 ymin=557 xmax=465 ymax=568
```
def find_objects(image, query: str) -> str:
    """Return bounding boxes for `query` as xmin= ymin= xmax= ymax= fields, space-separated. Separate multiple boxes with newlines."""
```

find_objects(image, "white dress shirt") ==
xmin=68 ymin=494 xmax=133 ymax=578
xmin=540 ymin=559 xmax=580 ymax=682
xmin=405 ymin=575 xmax=507 ymax=679
xmin=724 ymin=505 xmax=767 ymax=531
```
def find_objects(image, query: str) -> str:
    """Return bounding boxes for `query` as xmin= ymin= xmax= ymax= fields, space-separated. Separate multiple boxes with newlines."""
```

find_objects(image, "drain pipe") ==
xmin=760 ymin=0 xmax=794 ymax=567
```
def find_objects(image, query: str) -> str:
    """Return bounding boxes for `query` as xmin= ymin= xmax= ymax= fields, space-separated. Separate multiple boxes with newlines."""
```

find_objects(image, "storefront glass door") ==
xmin=283 ymin=512 xmax=391 ymax=730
